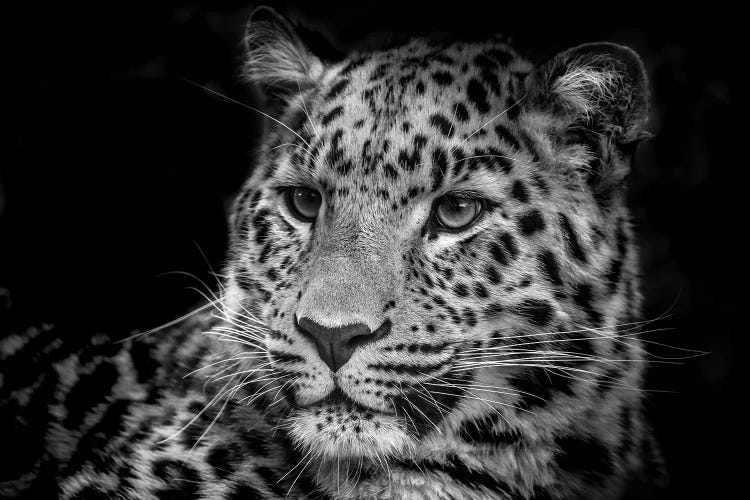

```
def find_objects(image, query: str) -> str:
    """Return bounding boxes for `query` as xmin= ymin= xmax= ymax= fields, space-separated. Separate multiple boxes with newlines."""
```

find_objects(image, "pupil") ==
xmin=447 ymin=198 xmax=470 ymax=216
xmin=437 ymin=196 xmax=479 ymax=229
xmin=452 ymin=200 xmax=468 ymax=212
xmin=294 ymin=188 xmax=319 ymax=217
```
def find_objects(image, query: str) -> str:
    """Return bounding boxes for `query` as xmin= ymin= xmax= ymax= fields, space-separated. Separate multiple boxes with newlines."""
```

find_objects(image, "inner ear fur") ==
xmin=242 ymin=6 xmax=334 ymax=96
xmin=527 ymin=42 xmax=650 ymax=145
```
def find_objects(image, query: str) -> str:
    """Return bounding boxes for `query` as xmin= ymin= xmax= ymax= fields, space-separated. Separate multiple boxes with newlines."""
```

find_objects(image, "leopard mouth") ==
xmin=280 ymin=369 xmax=414 ymax=459
xmin=286 ymin=394 xmax=414 ymax=460
xmin=315 ymin=387 xmax=385 ymax=415
xmin=284 ymin=358 xmax=461 ymax=439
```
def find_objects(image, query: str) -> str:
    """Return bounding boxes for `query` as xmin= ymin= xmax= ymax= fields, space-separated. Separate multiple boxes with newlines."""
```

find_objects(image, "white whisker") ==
xmin=461 ymin=93 xmax=527 ymax=144
xmin=183 ymin=78 xmax=312 ymax=149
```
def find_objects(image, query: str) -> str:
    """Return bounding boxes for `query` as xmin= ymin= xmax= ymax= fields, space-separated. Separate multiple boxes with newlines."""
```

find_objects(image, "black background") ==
xmin=1 ymin=1 xmax=742 ymax=498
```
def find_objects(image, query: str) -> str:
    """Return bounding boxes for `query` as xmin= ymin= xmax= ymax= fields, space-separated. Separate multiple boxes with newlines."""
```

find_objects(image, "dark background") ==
xmin=1 ymin=1 xmax=742 ymax=498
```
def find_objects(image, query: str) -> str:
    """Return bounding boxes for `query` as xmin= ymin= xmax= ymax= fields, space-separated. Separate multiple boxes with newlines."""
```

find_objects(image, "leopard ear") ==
xmin=242 ymin=7 xmax=333 ymax=97
xmin=527 ymin=42 xmax=650 ymax=144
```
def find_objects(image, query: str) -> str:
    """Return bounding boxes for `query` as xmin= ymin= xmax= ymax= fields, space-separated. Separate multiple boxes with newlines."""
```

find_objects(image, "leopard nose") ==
xmin=296 ymin=317 xmax=383 ymax=372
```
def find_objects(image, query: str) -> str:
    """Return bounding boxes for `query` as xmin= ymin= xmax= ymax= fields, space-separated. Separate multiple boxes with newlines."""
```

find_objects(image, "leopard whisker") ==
xmin=457 ymin=351 xmax=601 ymax=363
xmin=203 ymin=361 xmax=243 ymax=383
xmin=158 ymin=376 xmax=236 ymax=445
xmin=212 ymin=314 xmax=266 ymax=331
xmin=166 ymin=272 xmax=222 ymax=304
xmin=183 ymin=78 xmax=312 ymax=149
xmin=414 ymin=381 xmax=451 ymax=418
xmin=234 ymin=376 xmax=290 ymax=406
xmin=278 ymin=445 xmax=315 ymax=484
xmin=209 ymin=325 xmax=266 ymax=341
xmin=266 ymin=378 xmax=294 ymax=410
xmin=189 ymin=386 xmax=233 ymax=452
xmin=184 ymin=357 xmax=250 ymax=378
xmin=390 ymin=396 xmax=421 ymax=436
xmin=287 ymin=448 xmax=317 ymax=497
xmin=116 ymin=299 xmax=218 ymax=344
xmin=458 ymin=351 xmax=687 ymax=365
xmin=295 ymin=78 xmax=320 ymax=138
xmin=422 ymin=375 xmax=528 ymax=417
xmin=452 ymin=153 xmax=520 ymax=164
xmin=270 ymin=142 xmax=301 ymax=151
xmin=427 ymin=386 xmax=525 ymax=419
xmin=446 ymin=101 xmax=460 ymax=144
xmin=426 ymin=380 xmax=525 ymax=399
xmin=208 ymin=329 xmax=266 ymax=343
xmin=210 ymin=364 xmax=275 ymax=383
xmin=402 ymin=390 xmax=443 ymax=435
xmin=219 ymin=294 xmax=267 ymax=326
xmin=467 ymin=320 xmax=672 ymax=347
xmin=461 ymin=92 xmax=528 ymax=144
xmin=449 ymin=362 xmax=655 ymax=393
xmin=434 ymin=375 xmax=545 ymax=404
xmin=206 ymin=329 xmax=265 ymax=346
xmin=207 ymin=335 xmax=264 ymax=350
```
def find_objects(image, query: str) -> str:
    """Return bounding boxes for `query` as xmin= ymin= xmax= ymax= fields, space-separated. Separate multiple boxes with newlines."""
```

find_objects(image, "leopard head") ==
xmin=222 ymin=6 xmax=649 ymax=471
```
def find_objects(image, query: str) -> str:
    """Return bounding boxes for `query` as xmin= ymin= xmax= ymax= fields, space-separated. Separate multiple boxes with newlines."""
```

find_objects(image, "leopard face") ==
xmin=222 ymin=7 xmax=649 ymax=469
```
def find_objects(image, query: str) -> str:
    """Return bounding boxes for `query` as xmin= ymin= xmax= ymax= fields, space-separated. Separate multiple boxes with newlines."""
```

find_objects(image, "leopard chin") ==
xmin=286 ymin=396 xmax=415 ymax=461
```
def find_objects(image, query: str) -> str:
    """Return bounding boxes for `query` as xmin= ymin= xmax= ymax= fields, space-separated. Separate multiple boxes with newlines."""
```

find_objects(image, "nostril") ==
xmin=372 ymin=318 xmax=392 ymax=340
xmin=346 ymin=333 xmax=375 ymax=349
xmin=346 ymin=319 xmax=391 ymax=349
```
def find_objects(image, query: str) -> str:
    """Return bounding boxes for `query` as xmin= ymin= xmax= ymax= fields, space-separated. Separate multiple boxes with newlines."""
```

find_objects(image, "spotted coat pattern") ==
xmin=0 ymin=8 xmax=667 ymax=500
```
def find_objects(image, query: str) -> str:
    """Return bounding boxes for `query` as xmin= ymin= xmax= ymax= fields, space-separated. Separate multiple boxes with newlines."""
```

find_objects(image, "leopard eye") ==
xmin=434 ymin=195 xmax=483 ymax=231
xmin=285 ymin=187 xmax=322 ymax=222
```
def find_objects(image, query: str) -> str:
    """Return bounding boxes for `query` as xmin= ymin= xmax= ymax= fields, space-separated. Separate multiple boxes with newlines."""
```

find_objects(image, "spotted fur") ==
xmin=1 ymin=7 xmax=667 ymax=499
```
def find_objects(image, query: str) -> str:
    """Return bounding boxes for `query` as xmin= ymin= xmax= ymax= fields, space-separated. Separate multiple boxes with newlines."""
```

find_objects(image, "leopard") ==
xmin=0 ymin=6 xmax=669 ymax=499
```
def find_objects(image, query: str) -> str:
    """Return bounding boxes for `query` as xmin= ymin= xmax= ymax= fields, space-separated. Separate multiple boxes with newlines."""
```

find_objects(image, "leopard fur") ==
xmin=0 ymin=6 xmax=667 ymax=499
